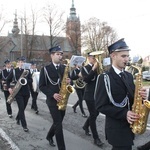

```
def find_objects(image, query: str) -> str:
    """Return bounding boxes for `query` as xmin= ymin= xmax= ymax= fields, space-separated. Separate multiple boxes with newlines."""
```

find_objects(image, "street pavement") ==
xmin=0 ymin=90 xmax=150 ymax=150
xmin=0 ymin=91 xmax=105 ymax=150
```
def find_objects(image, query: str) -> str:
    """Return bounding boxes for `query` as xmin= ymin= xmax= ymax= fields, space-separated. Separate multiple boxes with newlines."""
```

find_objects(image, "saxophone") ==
xmin=7 ymin=69 xmax=29 ymax=104
xmin=130 ymin=65 xmax=150 ymax=134
xmin=57 ymin=59 xmax=75 ymax=110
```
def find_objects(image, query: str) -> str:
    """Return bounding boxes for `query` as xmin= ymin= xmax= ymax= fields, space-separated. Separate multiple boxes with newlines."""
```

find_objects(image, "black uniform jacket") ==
xmin=95 ymin=67 xmax=135 ymax=146
xmin=81 ymin=64 xmax=97 ymax=101
xmin=0 ymin=69 xmax=12 ymax=91
xmin=39 ymin=62 xmax=65 ymax=107
xmin=6 ymin=68 xmax=32 ymax=96
xmin=0 ymin=69 xmax=12 ymax=81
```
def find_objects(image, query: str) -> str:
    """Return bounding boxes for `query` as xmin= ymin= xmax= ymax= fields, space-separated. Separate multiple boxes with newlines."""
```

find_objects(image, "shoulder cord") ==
xmin=44 ymin=67 xmax=60 ymax=85
xmin=1 ymin=70 xmax=7 ymax=80
xmin=83 ymin=66 xmax=95 ymax=81
xmin=94 ymin=74 xmax=100 ymax=100
xmin=104 ymin=73 xmax=130 ymax=108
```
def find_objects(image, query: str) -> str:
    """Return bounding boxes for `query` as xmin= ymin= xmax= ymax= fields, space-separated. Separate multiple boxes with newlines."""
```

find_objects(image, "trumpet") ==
xmin=90 ymin=51 xmax=104 ymax=74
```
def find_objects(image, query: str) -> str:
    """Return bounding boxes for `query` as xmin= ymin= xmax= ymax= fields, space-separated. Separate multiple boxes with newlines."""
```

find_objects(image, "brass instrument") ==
xmin=130 ymin=65 xmax=150 ymax=134
xmin=144 ymin=100 xmax=150 ymax=109
xmin=90 ymin=51 xmax=104 ymax=74
xmin=75 ymin=78 xmax=86 ymax=89
xmin=57 ymin=59 xmax=75 ymax=110
xmin=7 ymin=70 xmax=29 ymax=104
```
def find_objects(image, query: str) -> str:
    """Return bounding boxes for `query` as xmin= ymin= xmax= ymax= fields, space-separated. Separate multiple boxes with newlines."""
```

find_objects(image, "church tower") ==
xmin=66 ymin=0 xmax=81 ymax=55
xmin=12 ymin=10 xmax=20 ymax=37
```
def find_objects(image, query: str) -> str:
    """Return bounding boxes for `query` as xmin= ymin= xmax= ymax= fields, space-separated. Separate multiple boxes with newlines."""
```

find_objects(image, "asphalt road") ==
xmin=0 ymin=90 xmax=150 ymax=150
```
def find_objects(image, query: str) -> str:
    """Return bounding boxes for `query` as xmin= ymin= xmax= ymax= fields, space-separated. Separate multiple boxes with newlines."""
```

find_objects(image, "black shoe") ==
xmin=137 ymin=142 xmax=150 ymax=150
xmin=35 ymin=110 xmax=39 ymax=114
xmin=72 ymin=106 xmax=77 ymax=113
xmin=82 ymin=126 xmax=91 ymax=136
xmin=16 ymin=120 xmax=20 ymax=125
xmin=137 ymin=147 xmax=142 ymax=150
xmin=47 ymin=137 xmax=56 ymax=147
xmin=82 ymin=114 xmax=87 ymax=118
xmin=94 ymin=138 xmax=103 ymax=147
xmin=23 ymin=127 xmax=29 ymax=132
xmin=8 ymin=114 xmax=13 ymax=118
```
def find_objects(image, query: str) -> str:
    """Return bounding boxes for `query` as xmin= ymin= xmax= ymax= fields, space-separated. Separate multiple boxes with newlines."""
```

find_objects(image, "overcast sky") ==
xmin=1 ymin=0 xmax=150 ymax=58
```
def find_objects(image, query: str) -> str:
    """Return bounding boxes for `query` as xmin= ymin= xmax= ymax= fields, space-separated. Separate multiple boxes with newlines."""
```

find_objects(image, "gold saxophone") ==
xmin=57 ymin=59 xmax=75 ymax=110
xmin=130 ymin=65 xmax=150 ymax=134
xmin=7 ymin=69 xmax=29 ymax=104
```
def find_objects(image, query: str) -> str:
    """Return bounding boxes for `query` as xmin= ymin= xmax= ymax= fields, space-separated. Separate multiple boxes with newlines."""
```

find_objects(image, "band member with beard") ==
xmin=95 ymin=38 xmax=147 ymax=150
xmin=0 ymin=59 xmax=13 ymax=118
xmin=6 ymin=56 xmax=32 ymax=132
xmin=39 ymin=46 xmax=71 ymax=150
xmin=81 ymin=52 xmax=103 ymax=147
xmin=29 ymin=62 xmax=39 ymax=114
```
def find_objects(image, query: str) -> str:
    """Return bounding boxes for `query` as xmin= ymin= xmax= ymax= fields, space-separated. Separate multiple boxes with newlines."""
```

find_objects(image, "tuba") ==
xmin=89 ymin=51 xmax=104 ymax=74
xmin=130 ymin=65 xmax=150 ymax=134
xmin=7 ymin=70 xmax=29 ymax=104
xmin=57 ymin=59 xmax=75 ymax=110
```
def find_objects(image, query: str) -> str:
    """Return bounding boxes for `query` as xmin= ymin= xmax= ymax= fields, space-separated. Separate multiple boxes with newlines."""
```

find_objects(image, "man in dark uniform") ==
xmin=29 ymin=62 xmax=39 ymax=114
xmin=39 ymin=46 xmax=71 ymax=150
xmin=0 ymin=59 xmax=13 ymax=118
xmin=81 ymin=52 xmax=103 ymax=147
xmin=95 ymin=38 xmax=147 ymax=150
xmin=70 ymin=64 xmax=87 ymax=117
xmin=6 ymin=56 xmax=32 ymax=132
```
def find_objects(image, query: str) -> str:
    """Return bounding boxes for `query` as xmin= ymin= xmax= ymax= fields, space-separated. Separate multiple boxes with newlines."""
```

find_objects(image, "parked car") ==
xmin=142 ymin=71 xmax=150 ymax=81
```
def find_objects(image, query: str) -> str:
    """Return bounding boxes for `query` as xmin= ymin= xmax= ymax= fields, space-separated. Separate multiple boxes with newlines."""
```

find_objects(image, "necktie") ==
xmin=120 ymin=72 xmax=134 ymax=98
xmin=56 ymin=65 xmax=61 ymax=81
xmin=56 ymin=65 xmax=59 ymax=70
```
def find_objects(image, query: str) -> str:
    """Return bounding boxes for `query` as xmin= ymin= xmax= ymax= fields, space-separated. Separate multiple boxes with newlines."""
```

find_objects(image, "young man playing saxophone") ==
xmin=39 ymin=46 xmax=71 ymax=150
xmin=95 ymin=38 xmax=147 ymax=150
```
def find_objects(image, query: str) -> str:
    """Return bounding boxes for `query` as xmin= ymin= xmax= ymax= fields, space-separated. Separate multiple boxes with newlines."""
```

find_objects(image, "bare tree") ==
xmin=42 ymin=3 xmax=65 ymax=48
xmin=20 ymin=6 xmax=41 ymax=60
xmin=82 ymin=17 xmax=118 ymax=57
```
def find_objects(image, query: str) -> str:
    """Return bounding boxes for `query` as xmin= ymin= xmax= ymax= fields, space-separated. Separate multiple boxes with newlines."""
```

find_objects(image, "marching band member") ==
xmin=70 ymin=64 xmax=87 ymax=117
xmin=29 ymin=62 xmax=39 ymax=114
xmin=0 ymin=59 xmax=13 ymax=118
xmin=6 ymin=56 xmax=32 ymax=132
xmin=95 ymin=38 xmax=147 ymax=150
xmin=39 ymin=46 xmax=71 ymax=150
xmin=81 ymin=52 xmax=103 ymax=147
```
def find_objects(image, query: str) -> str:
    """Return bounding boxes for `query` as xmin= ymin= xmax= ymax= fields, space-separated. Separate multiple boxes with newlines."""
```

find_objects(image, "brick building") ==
xmin=0 ymin=0 xmax=81 ymax=68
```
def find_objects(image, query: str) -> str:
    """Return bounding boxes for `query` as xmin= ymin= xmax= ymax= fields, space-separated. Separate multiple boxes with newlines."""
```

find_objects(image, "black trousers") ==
xmin=83 ymin=100 xmax=99 ymax=140
xmin=73 ymin=88 xmax=85 ymax=114
xmin=16 ymin=95 xmax=29 ymax=128
xmin=30 ymin=88 xmax=38 ymax=111
xmin=3 ymin=91 xmax=12 ymax=115
xmin=112 ymin=146 xmax=132 ymax=150
xmin=46 ymin=101 xmax=66 ymax=150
